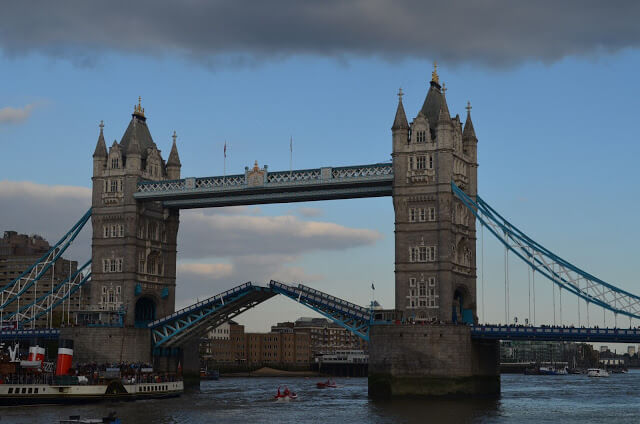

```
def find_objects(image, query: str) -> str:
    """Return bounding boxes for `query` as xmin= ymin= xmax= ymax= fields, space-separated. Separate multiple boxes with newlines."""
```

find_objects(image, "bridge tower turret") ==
xmin=90 ymin=99 xmax=179 ymax=327
xmin=391 ymin=66 xmax=478 ymax=325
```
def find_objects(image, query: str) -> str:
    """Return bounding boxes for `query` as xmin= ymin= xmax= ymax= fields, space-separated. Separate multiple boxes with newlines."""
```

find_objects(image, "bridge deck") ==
xmin=471 ymin=325 xmax=640 ymax=343
xmin=134 ymin=163 xmax=393 ymax=208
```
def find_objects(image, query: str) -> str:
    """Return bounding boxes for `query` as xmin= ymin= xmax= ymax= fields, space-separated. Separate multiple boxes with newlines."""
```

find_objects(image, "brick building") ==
xmin=288 ymin=317 xmax=368 ymax=356
xmin=201 ymin=320 xmax=310 ymax=366
xmin=0 ymin=231 xmax=79 ymax=327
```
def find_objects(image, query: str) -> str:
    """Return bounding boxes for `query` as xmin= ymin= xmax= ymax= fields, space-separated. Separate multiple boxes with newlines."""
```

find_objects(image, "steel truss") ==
xmin=149 ymin=283 xmax=276 ymax=348
xmin=6 ymin=261 xmax=92 ymax=326
xmin=0 ymin=209 xmax=91 ymax=317
xmin=269 ymin=281 xmax=372 ymax=341
xmin=452 ymin=182 xmax=640 ymax=320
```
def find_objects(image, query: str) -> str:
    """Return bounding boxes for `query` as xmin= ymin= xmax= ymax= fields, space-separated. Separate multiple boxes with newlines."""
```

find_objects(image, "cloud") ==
xmin=177 ymin=262 xmax=234 ymax=280
xmin=1 ymin=1 xmax=639 ymax=68
xmin=0 ymin=181 xmax=378 ymax=306
xmin=0 ymin=104 xmax=37 ymax=124
xmin=0 ymin=181 xmax=91 ymax=260
xmin=178 ymin=210 xmax=381 ymax=259
xmin=297 ymin=207 xmax=323 ymax=218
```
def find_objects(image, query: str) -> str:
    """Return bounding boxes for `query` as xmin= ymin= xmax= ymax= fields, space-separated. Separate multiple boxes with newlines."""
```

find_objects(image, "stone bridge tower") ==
xmin=90 ymin=99 xmax=180 ymax=327
xmin=369 ymin=67 xmax=497 ymax=399
xmin=391 ymin=65 xmax=478 ymax=324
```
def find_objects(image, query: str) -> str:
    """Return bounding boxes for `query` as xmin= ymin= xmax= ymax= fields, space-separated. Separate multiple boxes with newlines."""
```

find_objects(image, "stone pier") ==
xmin=368 ymin=324 xmax=499 ymax=398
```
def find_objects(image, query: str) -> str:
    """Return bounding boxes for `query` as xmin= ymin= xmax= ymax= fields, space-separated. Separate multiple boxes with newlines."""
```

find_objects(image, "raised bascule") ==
xmin=3 ymin=66 xmax=640 ymax=397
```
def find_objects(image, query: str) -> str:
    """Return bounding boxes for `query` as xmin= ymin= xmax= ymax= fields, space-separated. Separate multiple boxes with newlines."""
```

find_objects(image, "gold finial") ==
xmin=133 ymin=96 xmax=145 ymax=117
xmin=253 ymin=160 xmax=260 ymax=171
xmin=431 ymin=61 xmax=439 ymax=84
xmin=466 ymin=101 xmax=472 ymax=114
xmin=441 ymin=82 xmax=447 ymax=96
xmin=397 ymin=87 xmax=404 ymax=101
xmin=172 ymin=131 xmax=177 ymax=143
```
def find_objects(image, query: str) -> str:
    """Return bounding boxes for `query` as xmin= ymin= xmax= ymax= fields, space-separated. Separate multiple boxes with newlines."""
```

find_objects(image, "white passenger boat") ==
xmin=0 ymin=380 xmax=183 ymax=405
xmin=587 ymin=368 xmax=609 ymax=377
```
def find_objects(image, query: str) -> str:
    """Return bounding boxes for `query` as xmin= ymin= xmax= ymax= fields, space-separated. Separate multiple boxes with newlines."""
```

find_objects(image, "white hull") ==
xmin=0 ymin=381 xmax=183 ymax=405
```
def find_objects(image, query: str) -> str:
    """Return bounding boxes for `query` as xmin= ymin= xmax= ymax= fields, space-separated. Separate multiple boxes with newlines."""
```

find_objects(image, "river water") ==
xmin=2 ymin=372 xmax=640 ymax=423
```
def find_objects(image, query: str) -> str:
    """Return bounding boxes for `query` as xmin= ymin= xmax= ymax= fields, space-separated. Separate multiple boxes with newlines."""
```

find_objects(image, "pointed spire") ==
xmin=93 ymin=120 xmax=108 ymax=157
xmin=127 ymin=127 xmax=142 ymax=155
xmin=392 ymin=88 xmax=409 ymax=130
xmin=438 ymin=82 xmax=451 ymax=123
xmin=463 ymin=101 xmax=477 ymax=139
xmin=167 ymin=131 xmax=181 ymax=166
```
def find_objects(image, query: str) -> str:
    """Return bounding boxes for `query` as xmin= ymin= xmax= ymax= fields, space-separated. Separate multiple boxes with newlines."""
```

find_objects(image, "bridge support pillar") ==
xmin=368 ymin=324 xmax=499 ymax=398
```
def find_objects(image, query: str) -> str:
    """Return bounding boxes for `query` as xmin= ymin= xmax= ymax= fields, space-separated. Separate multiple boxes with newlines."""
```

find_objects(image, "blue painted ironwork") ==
xmin=134 ymin=163 xmax=393 ymax=208
xmin=452 ymin=182 xmax=640 ymax=321
xmin=148 ymin=283 xmax=276 ymax=348
xmin=269 ymin=281 xmax=372 ymax=341
xmin=471 ymin=325 xmax=640 ymax=343
xmin=0 ymin=329 xmax=60 ymax=341
xmin=0 ymin=208 xmax=91 ymax=312
xmin=5 ymin=260 xmax=92 ymax=325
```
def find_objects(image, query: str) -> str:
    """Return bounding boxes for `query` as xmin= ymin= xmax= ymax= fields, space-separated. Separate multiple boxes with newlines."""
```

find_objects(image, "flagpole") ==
xmin=223 ymin=140 xmax=227 ymax=184
xmin=289 ymin=135 xmax=293 ymax=177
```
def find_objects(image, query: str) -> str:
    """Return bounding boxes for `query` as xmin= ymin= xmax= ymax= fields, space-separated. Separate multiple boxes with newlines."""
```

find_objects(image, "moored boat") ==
xmin=587 ymin=368 xmax=609 ymax=377
xmin=316 ymin=379 xmax=337 ymax=388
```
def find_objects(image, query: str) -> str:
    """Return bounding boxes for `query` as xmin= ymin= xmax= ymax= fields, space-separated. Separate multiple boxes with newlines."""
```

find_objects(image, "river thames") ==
xmin=2 ymin=372 xmax=640 ymax=423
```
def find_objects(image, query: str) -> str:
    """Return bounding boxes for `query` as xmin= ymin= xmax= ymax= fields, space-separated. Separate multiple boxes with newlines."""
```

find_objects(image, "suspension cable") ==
xmin=559 ymin=287 xmax=563 ymax=326
xmin=552 ymin=279 xmax=556 ymax=326
xmin=481 ymin=225 xmax=485 ymax=324
xmin=528 ymin=263 xmax=531 ymax=325
xmin=532 ymin=268 xmax=536 ymax=326
xmin=577 ymin=295 xmax=581 ymax=327
xmin=586 ymin=300 xmax=590 ymax=327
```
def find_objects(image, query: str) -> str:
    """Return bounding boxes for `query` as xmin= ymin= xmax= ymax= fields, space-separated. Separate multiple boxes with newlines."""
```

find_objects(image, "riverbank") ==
xmin=221 ymin=366 xmax=322 ymax=377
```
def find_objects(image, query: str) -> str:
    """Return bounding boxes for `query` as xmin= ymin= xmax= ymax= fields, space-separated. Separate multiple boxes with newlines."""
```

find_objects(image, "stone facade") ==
xmin=90 ymin=100 xmax=181 ymax=326
xmin=60 ymin=327 xmax=151 ymax=364
xmin=368 ymin=324 xmax=499 ymax=398
xmin=391 ymin=69 xmax=478 ymax=324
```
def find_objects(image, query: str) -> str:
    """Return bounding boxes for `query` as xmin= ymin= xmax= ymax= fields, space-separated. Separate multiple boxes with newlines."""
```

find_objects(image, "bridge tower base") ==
xmin=368 ymin=324 xmax=499 ymax=398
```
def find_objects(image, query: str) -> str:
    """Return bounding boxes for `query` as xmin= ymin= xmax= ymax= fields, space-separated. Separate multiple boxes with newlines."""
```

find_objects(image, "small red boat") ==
xmin=316 ymin=379 xmax=337 ymax=388
xmin=274 ymin=386 xmax=298 ymax=401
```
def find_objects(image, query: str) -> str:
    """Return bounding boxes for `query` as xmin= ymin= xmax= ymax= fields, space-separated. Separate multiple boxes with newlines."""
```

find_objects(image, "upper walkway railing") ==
xmin=471 ymin=325 xmax=640 ymax=343
xmin=134 ymin=163 xmax=393 ymax=208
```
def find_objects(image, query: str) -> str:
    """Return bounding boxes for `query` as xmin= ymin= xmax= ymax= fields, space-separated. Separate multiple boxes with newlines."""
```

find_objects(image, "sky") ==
xmin=1 ymin=1 xmax=640 ymax=334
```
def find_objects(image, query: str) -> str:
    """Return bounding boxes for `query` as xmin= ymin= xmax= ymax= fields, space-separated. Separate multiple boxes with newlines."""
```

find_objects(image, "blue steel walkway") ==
xmin=134 ymin=163 xmax=393 ymax=208
xmin=471 ymin=325 xmax=640 ymax=343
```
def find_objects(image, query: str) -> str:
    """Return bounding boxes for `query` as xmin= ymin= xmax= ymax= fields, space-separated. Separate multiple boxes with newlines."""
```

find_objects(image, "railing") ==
xmin=136 ymin=163 xmax=393 ymax=195
xmin=148 ymin=282 xmax=253 ymax=328
xmin=471 ymin=325 xmax=640 ymax=342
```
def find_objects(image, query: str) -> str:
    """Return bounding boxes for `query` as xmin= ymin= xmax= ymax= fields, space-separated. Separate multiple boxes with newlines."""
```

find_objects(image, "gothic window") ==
xmin=409 ymin=247 xmax=418 ymax=262
xmin=119 ymin=224 xmax=124 ymax=237
xmin=104 ymin=180 xmax=108 ymax=192
xmin=419 ymin=246 xmax=427 ymax=262
xmin=429 ymin=155 xmax=433 ymax=169
xmin=110 ymin=260 xmax=117 ymax=273
xmin=408 ymin=156 xmax=414 ymax=170
xmin=416 ymin=156 xmax=426 ymax=170
xmin=110 ymin=180 xmax=118 ymax=192
xmin=147 ymin=255 xmax=156 ymax=274
xmin=138 ymin=252 xmax=145 ymax=273
xmin=409 ymin=278 xmax=416 ymax=287
xmin=116 ymin=258 xmax=123 ymax=272
xmin=419 ymin=208 xmax=426 ymax=222
xmin=409 ymin=208 xmax=416 ymax=222
xmin=108 ymin=290 xmax=115 ymax=303
xmin=104 ymin=226 xmax=109 ymax=238
xmin=111 ymin=225 xmax=117 ymax=238
xmin=429 ymin=207 xmax=436 ymax=221
xmin=427 ymin=246 xmax=437 ymax=262
xmin=111 ymin=157 xmax=119 ymax=169
xmin=102 ymin=260 xmax=109 ymax=273
xmin=417 ymin=130 xmax=426 ymax=143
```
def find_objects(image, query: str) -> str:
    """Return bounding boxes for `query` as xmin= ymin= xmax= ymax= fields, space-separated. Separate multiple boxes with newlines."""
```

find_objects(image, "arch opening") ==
xmin=135 ymin=297 xmax=156 ymax=327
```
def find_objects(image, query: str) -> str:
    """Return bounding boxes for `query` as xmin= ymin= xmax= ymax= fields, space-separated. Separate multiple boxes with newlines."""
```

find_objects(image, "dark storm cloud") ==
xmin=1 ymin=1 xmax=638 ymax=67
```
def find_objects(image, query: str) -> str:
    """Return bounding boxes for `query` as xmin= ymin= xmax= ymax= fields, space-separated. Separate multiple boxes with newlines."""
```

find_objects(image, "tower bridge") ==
xmin=2 ymin=67 xmax=638 ymax=398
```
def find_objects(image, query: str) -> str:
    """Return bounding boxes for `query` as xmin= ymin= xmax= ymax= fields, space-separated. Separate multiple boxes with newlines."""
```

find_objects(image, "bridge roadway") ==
xmin=133 ymin=163 xmax=393 ymax=208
